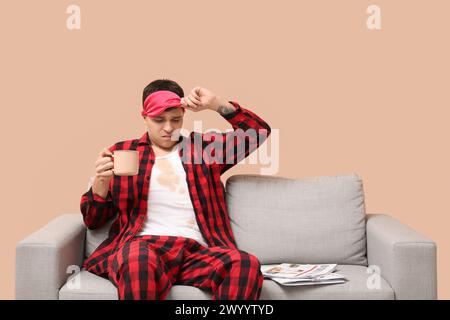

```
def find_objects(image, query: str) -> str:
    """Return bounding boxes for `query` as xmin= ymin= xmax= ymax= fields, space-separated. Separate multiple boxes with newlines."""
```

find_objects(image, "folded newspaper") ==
xmin=260 ymin=263 xmax=347 ymax=286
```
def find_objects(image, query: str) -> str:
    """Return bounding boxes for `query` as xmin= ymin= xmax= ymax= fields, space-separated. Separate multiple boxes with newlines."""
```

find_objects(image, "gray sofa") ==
xmin=16 ymin=173 xmax=437 ymax=300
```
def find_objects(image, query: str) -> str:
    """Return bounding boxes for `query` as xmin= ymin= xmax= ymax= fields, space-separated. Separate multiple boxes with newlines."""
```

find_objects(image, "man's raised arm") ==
xmin=181 ymin=88 xmax=271 ymax=175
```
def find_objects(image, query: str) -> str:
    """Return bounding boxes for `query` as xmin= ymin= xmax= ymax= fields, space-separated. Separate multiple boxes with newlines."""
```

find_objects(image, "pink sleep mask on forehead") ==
xmin=141 ymin=90 xmax=186 ymax=118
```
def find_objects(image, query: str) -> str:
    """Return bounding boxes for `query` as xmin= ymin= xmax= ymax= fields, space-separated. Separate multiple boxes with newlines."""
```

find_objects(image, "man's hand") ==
xmin=180 ymin=87 xmax=236 ymax=115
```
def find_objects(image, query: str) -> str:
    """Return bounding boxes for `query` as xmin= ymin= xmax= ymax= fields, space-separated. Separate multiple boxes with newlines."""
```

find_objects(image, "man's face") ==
xmin=143 ymin=107 xmax=184 ymax=148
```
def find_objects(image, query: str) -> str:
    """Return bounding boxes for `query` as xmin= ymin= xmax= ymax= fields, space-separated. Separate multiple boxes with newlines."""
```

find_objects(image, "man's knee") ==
xmin=113 ymin=246 xmax=159 ymax=277
xmin=228 ymin=250 xmax=262 ymax=270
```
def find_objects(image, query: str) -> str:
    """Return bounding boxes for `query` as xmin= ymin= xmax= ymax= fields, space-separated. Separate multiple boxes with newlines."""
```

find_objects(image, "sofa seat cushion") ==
xmin=59 ymin=265 xmax=394 ymax=300
xmin=59 ymin=269 xmax=212 ymax=300
xmin=259 ymin=264 xmax=394 ymax=300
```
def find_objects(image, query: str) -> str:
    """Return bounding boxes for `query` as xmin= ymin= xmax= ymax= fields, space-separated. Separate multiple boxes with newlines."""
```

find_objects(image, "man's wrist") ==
xmin=211 ymin=97 xmax=237 ymax=115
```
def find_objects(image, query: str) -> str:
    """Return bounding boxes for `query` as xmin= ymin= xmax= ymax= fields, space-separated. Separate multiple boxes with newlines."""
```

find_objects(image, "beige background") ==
xmin=1 ymin=0 xmax=448 ymax=299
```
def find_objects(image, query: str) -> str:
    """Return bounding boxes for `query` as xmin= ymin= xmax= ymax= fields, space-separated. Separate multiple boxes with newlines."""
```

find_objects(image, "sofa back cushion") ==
xmin=225 ymin=173 xmax=368 ymax=266
xmin=85 ymin=214 xmax=116 ymax=258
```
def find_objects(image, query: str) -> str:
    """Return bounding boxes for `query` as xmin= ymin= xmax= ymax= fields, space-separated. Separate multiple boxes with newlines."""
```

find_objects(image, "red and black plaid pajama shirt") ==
xmin=80 ymin=101 xmax=271 ymax=300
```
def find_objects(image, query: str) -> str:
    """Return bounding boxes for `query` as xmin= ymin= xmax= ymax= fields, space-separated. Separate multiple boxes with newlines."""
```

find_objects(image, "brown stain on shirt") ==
xmin=186 ymin=218 xmax=196 ymax=228
xmin=154 ymin=157 xmax=195 ymax=229
xmin=155 ymin=158 xmax=180 ymax=192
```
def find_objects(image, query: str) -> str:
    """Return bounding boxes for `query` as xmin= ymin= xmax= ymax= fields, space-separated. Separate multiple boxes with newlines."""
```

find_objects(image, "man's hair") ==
xmin=142 ymin=79 xmax=184 ymax=110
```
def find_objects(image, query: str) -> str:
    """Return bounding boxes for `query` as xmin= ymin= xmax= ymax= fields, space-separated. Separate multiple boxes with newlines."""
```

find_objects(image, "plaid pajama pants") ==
xmin=106 ymin=235 xmax=264 ymax=300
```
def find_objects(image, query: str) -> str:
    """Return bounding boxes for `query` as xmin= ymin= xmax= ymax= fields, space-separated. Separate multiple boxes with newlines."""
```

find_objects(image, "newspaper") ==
xmin=261 ymin=263 xmax=347 ymax=286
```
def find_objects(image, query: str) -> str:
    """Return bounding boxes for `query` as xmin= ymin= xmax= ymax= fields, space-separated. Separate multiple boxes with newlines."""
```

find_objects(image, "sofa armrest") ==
xmin=366 ymin=213 xmax=437 ymax=300
xmin=16 ymin=214 xmax=86 ymax=300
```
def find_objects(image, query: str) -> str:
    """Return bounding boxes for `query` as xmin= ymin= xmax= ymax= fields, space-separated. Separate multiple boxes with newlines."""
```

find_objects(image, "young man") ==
xmin=80 ymin=79 xmax=271 ymax=300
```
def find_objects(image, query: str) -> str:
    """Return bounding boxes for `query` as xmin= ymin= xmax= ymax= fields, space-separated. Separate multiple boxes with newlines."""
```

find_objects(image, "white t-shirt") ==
xmin=136 ymin=143 xmax=209 ymax=247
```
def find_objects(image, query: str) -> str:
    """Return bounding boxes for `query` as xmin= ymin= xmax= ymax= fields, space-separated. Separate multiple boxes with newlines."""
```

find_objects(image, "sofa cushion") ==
xmin=59 ymin=265 xmax=393 ymax=300
xmin=259 ymin=265 xmax=394 ymax=300
xmin=225 ymin=173 xmax=368 ymax=265
xmin=59 ymin=269 xmax=212 ymax=300
xmin=60 ymin=269 xmax=118 ymax=300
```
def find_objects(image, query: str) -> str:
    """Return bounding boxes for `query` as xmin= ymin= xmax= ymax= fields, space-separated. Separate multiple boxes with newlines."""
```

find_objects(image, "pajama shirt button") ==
xmin=145 ymin=175 xmax=150 ymax=181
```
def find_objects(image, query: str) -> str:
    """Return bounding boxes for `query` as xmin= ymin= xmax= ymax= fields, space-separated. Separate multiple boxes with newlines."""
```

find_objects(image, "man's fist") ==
xmin=180 ymin=86 xmax=221 ymax=112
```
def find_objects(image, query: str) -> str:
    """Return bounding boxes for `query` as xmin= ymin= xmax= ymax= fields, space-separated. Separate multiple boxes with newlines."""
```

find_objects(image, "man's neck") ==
xmin=151 ymin=142 xmax=178 ymax=156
